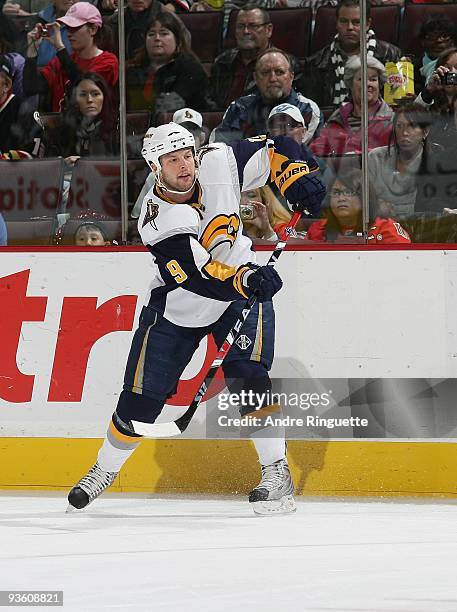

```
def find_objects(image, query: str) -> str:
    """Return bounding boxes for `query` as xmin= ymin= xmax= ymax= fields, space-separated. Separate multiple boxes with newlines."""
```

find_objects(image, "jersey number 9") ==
xmin=166 ymin=260 xmax=188 ymax=284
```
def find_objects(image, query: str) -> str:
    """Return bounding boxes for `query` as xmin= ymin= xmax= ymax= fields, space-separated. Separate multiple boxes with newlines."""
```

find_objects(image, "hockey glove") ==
xmin=244 ymin=265 xmax=283 ymax=301
xmin=286 ymin=172 xmax=326 ymax=217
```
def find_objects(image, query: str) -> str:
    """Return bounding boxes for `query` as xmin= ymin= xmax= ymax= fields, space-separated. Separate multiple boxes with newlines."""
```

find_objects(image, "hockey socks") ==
xmin=97 ymin=414 xmax=142 ymax=473
xmin=251 ymin=434 xmax=286 ymax=467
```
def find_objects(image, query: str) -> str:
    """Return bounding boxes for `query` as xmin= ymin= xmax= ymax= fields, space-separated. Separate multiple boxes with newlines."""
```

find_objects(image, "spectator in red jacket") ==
xmin=306 ymin=165 xmax=411 ymax=244
xmin=24 ymin=2 xmax=118 ymax=112
xmin=310 ymin=55 xmax=393 ymax=157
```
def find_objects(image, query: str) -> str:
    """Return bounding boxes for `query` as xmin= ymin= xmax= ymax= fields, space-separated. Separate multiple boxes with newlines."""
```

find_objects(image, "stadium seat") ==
xmin=126 ymin=111 xmax=151 ymax=136
xmin=400 ymin=4 xmax=457 ymax=58
xmin=321 ymin=106 xmax=336 ymax=122
xmin=5 ymin=219 xmax=55 ymax=246
xmin=0 ymin=158 xmax=64 ymax=221
xmin=225 ymin=8 xmax=312 ymax=60
xmin=179 ymin=11 xmax=223 ymax=63
xmin=311 ymin=6 xmax=401 ymax=53
xmin=39 ymin=112 xmax=61 ymax=132
xmin=67 ymin=158 xmax=121 ymax=219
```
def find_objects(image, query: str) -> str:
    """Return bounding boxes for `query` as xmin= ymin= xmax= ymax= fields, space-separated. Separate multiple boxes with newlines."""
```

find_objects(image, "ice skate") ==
xmin=249 ymin=458 xmax=296 ymax=515
xmin=67 ymin=462 xmax=118 ymax=511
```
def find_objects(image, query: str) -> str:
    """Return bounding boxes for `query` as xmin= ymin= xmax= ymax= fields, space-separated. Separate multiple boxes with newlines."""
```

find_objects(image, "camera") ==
xmin=240 ymin=202 xmax=256 ymax=221
xmin=443 ymin=72 xmax=457 ymax=86
xmin=41 ymin=26 xmax=49 ymax=36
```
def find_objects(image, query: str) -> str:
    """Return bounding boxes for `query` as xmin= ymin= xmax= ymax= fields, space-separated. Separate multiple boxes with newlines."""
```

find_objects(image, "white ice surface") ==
xmin=1 ymin=494 xmax=456 ymax=612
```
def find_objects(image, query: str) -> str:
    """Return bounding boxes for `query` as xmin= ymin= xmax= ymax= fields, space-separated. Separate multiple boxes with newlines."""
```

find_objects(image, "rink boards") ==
xmin=1 ymin=246 xmax=457 ymax=497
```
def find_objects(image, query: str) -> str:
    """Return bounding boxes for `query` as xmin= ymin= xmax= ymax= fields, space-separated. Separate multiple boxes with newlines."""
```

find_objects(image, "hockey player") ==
xmin=68 ymin=123 xmax=325 ymax=514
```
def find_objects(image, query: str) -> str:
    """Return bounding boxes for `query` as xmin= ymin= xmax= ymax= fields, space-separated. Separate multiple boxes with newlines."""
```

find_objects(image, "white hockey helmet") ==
xmin=142 ymin=122 xmax=196 ymax=172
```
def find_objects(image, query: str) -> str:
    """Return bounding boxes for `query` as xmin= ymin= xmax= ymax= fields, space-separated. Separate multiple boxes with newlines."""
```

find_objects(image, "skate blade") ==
xmin=251 ymin=495 xmax=296 ymax=516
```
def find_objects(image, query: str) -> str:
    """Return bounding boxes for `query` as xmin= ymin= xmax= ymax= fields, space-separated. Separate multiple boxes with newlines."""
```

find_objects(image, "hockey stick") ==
xmin=131 ymin=210 xmax=302 ymax=438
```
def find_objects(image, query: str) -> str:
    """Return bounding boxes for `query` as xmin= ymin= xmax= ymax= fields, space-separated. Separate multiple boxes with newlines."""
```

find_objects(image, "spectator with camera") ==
xmin=412 ymin=16 xmax=457 ymax=94
xmin=240 ymin=190 xmax=277 ymax=241
xmin=310 ymin=55 xmax=393 ymax=157
xmin=24 ymin=2 xmax=118 ymax=112
xmin=415 ymin=47 xmax=457 ymax=150
xmin=212 ymin=47 xmax=321 ymax=145
xmin=209 ymin=4 xmax=300 ymax=111
xmin=31 ymin=0 xmax=76 ymax=67
xmin=299 ymin=0 xmax=400 ymax=110
xmin=126 ymin=11 xmax=208 ymax=114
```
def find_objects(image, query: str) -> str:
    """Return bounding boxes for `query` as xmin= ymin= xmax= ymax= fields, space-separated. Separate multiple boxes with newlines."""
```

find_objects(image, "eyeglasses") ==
xmin=423 ymin=34 xmax=452 ymax=43
xmin=235 ymin=22 xmax=270 ymax=32
xmin=330 ymin=188 xmax=359 ymax=197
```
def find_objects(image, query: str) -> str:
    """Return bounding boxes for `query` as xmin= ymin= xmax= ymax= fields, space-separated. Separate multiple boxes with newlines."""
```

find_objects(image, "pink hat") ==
xmin=58 ymin=2 xmax=103 ymax=28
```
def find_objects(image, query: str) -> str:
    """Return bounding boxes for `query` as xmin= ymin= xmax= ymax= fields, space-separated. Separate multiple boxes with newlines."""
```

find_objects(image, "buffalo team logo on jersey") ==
xmin=235 ymin=335 xmax=252 ymax=350
xmin=142 ymin=199 xmax=159 ymax=230
xmin=200 ymin=214 xmax=240 ymax=253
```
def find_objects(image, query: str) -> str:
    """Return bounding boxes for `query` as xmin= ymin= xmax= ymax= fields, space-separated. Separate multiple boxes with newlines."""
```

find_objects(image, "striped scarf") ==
xmin=331 ymin=30 xmax=377 ymax=106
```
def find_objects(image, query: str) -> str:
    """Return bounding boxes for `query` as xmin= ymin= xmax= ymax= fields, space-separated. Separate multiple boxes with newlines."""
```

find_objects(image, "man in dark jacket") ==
xmin=212 ymin=48 xmax=322 ymax=145
xmin=298 ymin=0 xmax=400 ymax=110
xmin=209 ymin=3 xmax=301 ymax=111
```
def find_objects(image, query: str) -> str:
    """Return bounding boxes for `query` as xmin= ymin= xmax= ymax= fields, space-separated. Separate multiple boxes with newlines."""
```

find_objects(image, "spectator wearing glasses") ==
xmin=24 ymin=2 xmax=119 ymax=112
xmin=413 ymin=16 xmax=457 ymax=94
xmin=306 ymin=166 xmax=410 ymax=244
xmin=299 ymin=0 xmax=400 ymax=110
xmin=209 ymin=4 xmax=300 ymax=111
xmin=212 ymin=47 xmax=322 ymax=145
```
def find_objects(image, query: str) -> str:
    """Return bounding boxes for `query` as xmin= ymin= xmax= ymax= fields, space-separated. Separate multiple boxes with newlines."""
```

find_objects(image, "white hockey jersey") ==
xmin=138 ymin=137 xmax=320 ymax=327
